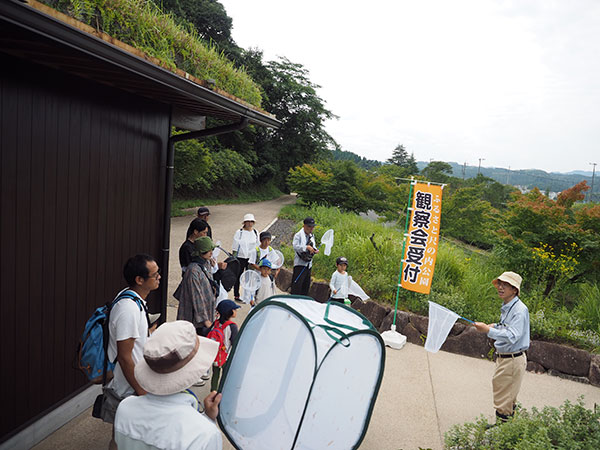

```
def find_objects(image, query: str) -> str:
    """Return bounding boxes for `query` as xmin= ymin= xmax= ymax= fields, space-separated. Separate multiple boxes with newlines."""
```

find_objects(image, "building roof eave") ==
xmin=0 ymin=0 xmax=281 ymax=129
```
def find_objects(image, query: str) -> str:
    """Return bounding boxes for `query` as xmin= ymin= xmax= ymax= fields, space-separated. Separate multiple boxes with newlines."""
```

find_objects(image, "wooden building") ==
xmin=0 ymin=1 xmax=278 ymax=446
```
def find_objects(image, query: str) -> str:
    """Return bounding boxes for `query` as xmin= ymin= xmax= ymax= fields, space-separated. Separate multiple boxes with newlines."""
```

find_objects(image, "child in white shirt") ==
xmin=249 ymin=231 xmax=273 ymax=270
xmin=329 ymin=256 xmax=351 ymax=305
xmin=254 ymin=259 xmax=276 ymax=306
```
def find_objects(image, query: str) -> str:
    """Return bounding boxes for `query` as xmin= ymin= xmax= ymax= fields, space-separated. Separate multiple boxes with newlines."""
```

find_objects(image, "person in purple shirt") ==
xmin=474 ymin=271 xmax=530 ymax=423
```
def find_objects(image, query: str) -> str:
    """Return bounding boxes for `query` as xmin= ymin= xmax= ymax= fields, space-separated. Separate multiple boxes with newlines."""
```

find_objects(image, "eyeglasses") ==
xmin=146 ymin=269 xmax=161 ymax=280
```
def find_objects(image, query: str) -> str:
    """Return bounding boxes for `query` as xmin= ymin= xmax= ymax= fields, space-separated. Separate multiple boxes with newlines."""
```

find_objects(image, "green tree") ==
xmin=386 ymin=144 xmax=418 ymax=174
xmin=237 ymin=50 xmax=338 ymax=187
xmin=152 ymin=6 xmax=337 ymax=191
xmin=421 ymin=161 xmax=453 ymax=182
xmin=495 ymin=182 xmax=600 ymax=293
xmin=157 ymin=0 xmax=241 ymax=60
xmin=287 ymin=160 xmax=403 ymax=215
xmin=442 ymin=187 xmax=498 ymax=248
xmin=329 ymin=146 xmax=382 ymax=170
xmin=173 ymin=139 xmax=216 ymax=194
xmin=211 ymin=149 xmax=254 ymax=190
xmin=287 ymin=164 xmax=334 ymax=206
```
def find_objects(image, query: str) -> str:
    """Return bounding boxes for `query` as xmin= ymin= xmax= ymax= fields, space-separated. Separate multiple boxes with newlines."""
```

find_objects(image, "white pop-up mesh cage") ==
xmin=218 ymin=295 xmax=385 ymax=450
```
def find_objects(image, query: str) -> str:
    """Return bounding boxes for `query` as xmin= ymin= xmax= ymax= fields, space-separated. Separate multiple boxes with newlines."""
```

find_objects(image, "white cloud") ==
xmin=221 ymin=0 xmax=600 ymax=172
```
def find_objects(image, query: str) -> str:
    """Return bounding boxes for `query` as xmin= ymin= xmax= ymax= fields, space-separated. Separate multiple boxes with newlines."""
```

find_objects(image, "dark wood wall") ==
xmin=0 ymin=55 xmax=170 ymax=440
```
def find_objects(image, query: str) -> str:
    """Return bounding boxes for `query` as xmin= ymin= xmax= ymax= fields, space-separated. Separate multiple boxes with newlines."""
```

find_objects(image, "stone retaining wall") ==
xmin=274 ymin=268 xmax=600 ymax=387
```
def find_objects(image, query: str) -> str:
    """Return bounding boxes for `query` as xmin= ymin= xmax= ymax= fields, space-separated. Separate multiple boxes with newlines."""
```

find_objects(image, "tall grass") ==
xmin=279 ymin=204 xmax=600 ymax=352
xmin=41 ymin=0 xmax=262 ymax=106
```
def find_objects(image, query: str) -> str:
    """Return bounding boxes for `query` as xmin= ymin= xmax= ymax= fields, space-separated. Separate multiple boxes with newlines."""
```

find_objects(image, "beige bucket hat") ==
xmin=135 ymin=321 xmax=218 ymax=395
xmin=492 ymin=271 xmax=522 ymax=294
xmin=243 ymin=213 xmax=256 ymax=222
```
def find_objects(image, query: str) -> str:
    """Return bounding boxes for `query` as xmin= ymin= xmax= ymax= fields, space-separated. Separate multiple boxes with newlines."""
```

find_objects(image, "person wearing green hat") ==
xmin=174 ymin=237 xmax=219 ymax=338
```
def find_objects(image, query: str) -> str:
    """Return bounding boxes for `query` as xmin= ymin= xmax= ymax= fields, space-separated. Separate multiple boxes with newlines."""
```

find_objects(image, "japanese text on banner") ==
xmin=401 ymin=183 xmax=443 ymax=294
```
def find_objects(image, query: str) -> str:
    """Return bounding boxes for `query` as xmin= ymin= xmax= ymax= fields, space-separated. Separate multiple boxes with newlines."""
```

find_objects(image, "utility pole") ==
xmin=462 ymin=162 xmax=466 ymax=180
xmin=506 ymin=166 xmax=510 ymax=184
xmin=590 ymin=162 xmax=597 ymax=203
xmin=478 ymin=158 xmax=485 ymax=175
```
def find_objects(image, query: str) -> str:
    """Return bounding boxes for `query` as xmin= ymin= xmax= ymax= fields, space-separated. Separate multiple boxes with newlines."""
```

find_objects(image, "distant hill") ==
xmin=564 ymin=170 xmax=595 ymax=177
xmin=417 ymin=161 xmax=595 ymax=195
xmin=328 ymin=149 xmax=597 ymax=199
xmin=329 ymin=149 xmax=382 ymax=170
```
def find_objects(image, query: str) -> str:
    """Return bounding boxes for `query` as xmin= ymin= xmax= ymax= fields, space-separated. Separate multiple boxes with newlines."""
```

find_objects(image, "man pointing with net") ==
xmin=473 ymin=271 xmax=530 ymax=424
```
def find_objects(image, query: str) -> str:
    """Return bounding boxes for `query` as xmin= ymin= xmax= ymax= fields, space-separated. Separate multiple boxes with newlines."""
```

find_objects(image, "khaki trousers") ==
xmin=492 ymin=353 xmax=527 ymax=416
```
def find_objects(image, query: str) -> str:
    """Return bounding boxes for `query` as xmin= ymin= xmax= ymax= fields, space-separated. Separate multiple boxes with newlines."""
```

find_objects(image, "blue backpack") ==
xmin=77 ymin=290 xmax=144 ymax=384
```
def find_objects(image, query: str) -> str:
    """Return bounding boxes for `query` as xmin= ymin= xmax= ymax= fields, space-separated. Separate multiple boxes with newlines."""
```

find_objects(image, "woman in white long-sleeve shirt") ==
xmin=232 ymin=213 xmax=260 ymax=301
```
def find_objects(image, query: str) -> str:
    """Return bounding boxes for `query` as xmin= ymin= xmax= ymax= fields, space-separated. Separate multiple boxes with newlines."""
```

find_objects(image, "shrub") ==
xmin=574 ymin=283 xmax=600 ymax=332
xmin=173 ymin=139 xmax=216 ymax=192
xmin=211 ymin=149 xmax=254 ymax=189
xmin=287 ymin=161 xmax=405 ymax=215
xmin=445 ymin=398 xmax=600 ymax=449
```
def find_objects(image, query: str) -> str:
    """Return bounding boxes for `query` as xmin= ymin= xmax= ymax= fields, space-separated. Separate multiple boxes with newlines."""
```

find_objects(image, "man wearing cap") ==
xmin=197 ymin=207 xmax=212 ymax=239
xmin=114 ymin=321 xmax=222 ymax=449
xmin=474 ymin=271 xmax=530 ymax=423
xmin=291 ymin=217 xmax=319 ymax=296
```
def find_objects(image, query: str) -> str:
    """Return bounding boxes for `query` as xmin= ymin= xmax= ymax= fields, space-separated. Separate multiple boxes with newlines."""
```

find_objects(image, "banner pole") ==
xmin=393 ymin=178 xmax=416 ymax=326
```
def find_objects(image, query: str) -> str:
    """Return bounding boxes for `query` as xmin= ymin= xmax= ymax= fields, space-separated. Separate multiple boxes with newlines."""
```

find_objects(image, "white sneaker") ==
xmin=193 ymin=379 xmax=206 ymax=387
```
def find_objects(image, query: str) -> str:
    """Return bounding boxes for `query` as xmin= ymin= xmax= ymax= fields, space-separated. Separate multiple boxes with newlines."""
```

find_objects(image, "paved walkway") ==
xmin=33 ymin=195 xmax=600 ymax=449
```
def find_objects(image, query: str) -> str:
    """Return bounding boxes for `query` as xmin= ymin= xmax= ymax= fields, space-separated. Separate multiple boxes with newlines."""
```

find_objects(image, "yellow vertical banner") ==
xmin=401 ymin=183 xmax=443 ymax=294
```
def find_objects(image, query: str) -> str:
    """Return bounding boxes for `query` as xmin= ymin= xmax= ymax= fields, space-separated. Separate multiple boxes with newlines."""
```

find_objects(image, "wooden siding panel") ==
xmin=52 ymin=92 xmax=70 ymax=402
xmin=64 ymin=97 xmax=81 ymax=393
xmin=1 ymin=74 xmax=19 ymax=435
xmin=28 ymin=84 xmax=47 ymax=417
xmin=15 ymin=80 xmax=33 ymax=427
xmin=0 ymin=56 xmax=169 ymax=440
xmin=40 ymin=87 xmax=59 ymax=412
xmin=76 ymin=99 xmax=92 ymax=348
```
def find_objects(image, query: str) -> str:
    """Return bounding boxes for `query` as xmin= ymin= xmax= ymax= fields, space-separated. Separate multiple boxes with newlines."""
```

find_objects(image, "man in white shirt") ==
xmin=291 ymin=217 xmax=319 ymax=296
xmin=102 ymin=254 xmax=160 ymax=447
xmin=115 ymin=321 xmax=222 ymax=450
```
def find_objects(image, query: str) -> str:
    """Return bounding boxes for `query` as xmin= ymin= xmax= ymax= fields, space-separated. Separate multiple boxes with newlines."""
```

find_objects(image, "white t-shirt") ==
xmin=107 ymin=288 xmax=148 ymax=398
xmin=232 ymin=229 xmax=260 ymax=259
xmin=329 ymin=271 xmax=349 ymax=299
xmin=115 ymin=392 xmax=222 ymax=450
xmin=255 ymin=275 xmax=276 ymax=305
xmin=248 ymin=245 xmax=272 ymax=266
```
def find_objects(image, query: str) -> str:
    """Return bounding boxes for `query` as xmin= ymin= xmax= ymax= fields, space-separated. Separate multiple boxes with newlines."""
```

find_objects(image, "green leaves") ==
xmin=287 ymin=160 xmax=405 ymax=215
xmin=445 ymin=398 xmax=600 ymax=449
xmin=387 ymin=144 xmax=418 ymax=173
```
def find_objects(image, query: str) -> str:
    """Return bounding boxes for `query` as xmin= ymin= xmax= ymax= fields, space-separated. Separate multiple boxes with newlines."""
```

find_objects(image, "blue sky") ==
xmin=220 ymin=0 xmax=600 ymax=173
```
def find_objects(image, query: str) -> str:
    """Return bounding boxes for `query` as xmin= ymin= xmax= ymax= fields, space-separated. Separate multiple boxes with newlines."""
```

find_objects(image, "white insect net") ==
xmin=424 ymin=301 xmax=459 ymax=353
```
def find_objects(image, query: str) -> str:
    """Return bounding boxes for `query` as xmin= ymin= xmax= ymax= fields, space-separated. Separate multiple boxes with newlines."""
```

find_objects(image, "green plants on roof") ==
xmin=41 ymin=0 xmax=262 ymax=106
